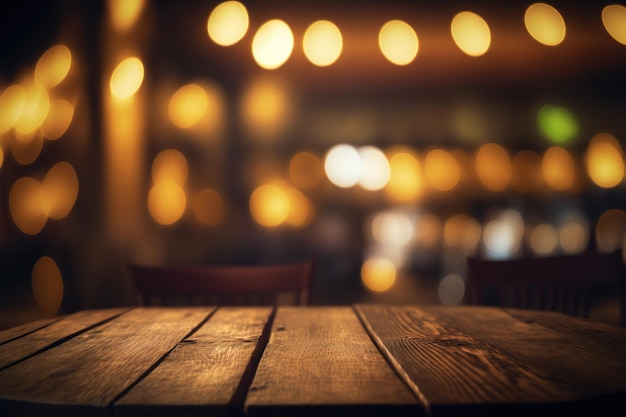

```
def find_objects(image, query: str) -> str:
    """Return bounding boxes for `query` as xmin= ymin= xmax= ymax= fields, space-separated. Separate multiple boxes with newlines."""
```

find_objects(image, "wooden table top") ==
xmin=0 ymin=305 xmax=624 ymax=417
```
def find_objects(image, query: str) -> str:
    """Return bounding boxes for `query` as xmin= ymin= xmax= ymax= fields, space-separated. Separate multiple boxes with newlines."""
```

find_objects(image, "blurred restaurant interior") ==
xmin=1 ymin=0 xmax=626 ymax=328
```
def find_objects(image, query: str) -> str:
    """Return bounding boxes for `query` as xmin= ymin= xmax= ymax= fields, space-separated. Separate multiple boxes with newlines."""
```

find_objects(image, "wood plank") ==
xmin=244 ymin=306 xmax=422 ymax=417
xmin=115 ymin=307 xmax=273 ymax=417
xmin=355 ymin=304 xmax=602 ymax=416
xmin=0 ymin=317 xmax=60 ymax=345
xmin=0 ymin=308 xmax=128 ymax=370
xmin=0 ymin=307 xmax=213 ymax=417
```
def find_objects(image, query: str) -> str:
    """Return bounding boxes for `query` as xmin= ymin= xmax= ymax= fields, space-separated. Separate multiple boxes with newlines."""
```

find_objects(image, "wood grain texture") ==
xmin=115 ymin=307 xmax=273 ymax=417
xmin=245 ymin=306 xmax=421 ymax=417
xmin=0 ymin=317 xmax=60 ymax=345
xmin=0 ymin=307 xmax=212 ymax=417
xmin=0 ymin=308 xmax=128 ymax=370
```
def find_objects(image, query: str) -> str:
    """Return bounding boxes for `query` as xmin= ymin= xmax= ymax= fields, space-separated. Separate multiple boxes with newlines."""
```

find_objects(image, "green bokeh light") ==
xmin=537 ymin=105 xmax=579 ymax=143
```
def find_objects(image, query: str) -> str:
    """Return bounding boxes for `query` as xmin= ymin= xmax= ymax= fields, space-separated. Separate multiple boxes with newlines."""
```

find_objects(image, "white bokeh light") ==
xmin=358 ymin=146 xmax=390 ymax=191
xmin=324 ymin=144 xmax=361 ymax=188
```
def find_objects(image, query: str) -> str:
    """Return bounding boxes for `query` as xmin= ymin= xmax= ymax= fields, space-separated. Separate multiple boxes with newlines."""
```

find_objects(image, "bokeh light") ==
xmin=537 ymin=104 xmax=579 ymax=143
xmin=524 ymin=3 xmax=566 ymax=46
xmin=148 ymin=181 xmax=187 ymax=225
xmin=43 ymin=99 xmax=74 ymax=140
xmin=510 ymin=150 xmax=543 ymax=193
xmin=529 ymin=223 xmax=558 ymax=255
xmin=414 ymin=213 xmax=443 ymax=249
xmin=482 ymin=209 xmax=523 ymax=259
xmin=303 ymin=20 xmax=342 ymax=67
xmin=385 ymin=147 xmax=423 ymax=203
xmin=252 ymin=19 xmax=294 ymax=70
xmin=9 ymin=177 xmax=47 ymax=235
xmin=152 ymin=149 xmax=188 ymax=186
xmin=285 ymin=188 xmax=313 ymax=227
xmin=35 ymin=44 xmax=72 ymax=88
xmin=289 ymin=151 xmax=324 ymax=189
xmin=42 ymin=162 xmax=79 ymax=220
xmin=240 ymin=77 xmax=292 ymax=143
xmin=371 ymin=211 xmax=414 ymax=246
xmin=11 ymin=130 xmax=44 ymax=165
xmin=559 ymin=219 xmax=588 ymax=254
xmin=14 ymin=81 xmax=50 ymax=135
xmin=325 ymin=144 xmax=361 ymax=188
xmin=596 ymin=209 xmax=626 ymax=252
xmin=168 ymin=84 xmax=208 ymax=129
xmin=424 ymin=148 xmax=460 ymax=191
xmin=249 ymin=183 xmax=290 ymax=227
xmin=542 ymin=146 xmax=575 ymax=190
xmin=358 ymin=146 xmax=390 ymax=191
xmin=475 ymin=143 xmax=512 ymax=192
xmin=444 ymin=214 xmax=481 ymax=253
xmin=31 ymin=256 xmax=64 ymax=317
xmin=451 ymin=11 xmax=491 ymax=57
xmin=108 ymin=0 xmax=145 ymax=31
xmin=602 ymin=4 xmax=626 ymax=45
xmin=192 ymin=188 xmax=224 ymax=226
xmin=207 ymin=1 xmax=249 ymax=46
xmin=110 ymin=57 xmax=144 ymax=99
xmin=378 ymin=20 xmax=419 ymax=65
xmin=0 ymin=84 xmax=25 ymax=133
xmin=361 ymin=257 xmax=396 ymax=293
xmin=439 ymin=274 xmax=465 ymax=305
xmin=586 ymin=132 xmax=624 ymax=188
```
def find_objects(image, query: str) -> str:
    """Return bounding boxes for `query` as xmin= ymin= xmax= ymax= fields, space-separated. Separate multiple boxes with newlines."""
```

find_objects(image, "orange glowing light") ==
xmin=451 ymin=11 xmax=491 ymax=57
xmin=596 ymin=209 xmax=626 ymax=252
xmin=524 ymin=3 xmax=566 ymax=46
xmin=602 ymin=4 xmax=626 ymax=45
xmin=252 ymin=19 xmax=294 ymax=70
xmin=43 ymin=99 xmax=74 ymax=140
xmin=542 ymin=146 xmax=575 ymax=190
xmin=475 ymin=143 xmax=512 ymax=192
xmin=285 ymin=188 xmax=312 ymax=227
xmin=110 ymin=57 xmax=144 ymax=99
xmin=303 ymin=20 xmax=343 ymax=66
xmin=192 ymin=188 xmax=225 ymax=226
xmin=249 ymin=183 xmax=290 ymax=227
xmin=168 ymin=84 xmax=208 ymax=129
xmin=511 ymin=150 xmax=543 ymax=193
xmin=32 ymin=257 xmax=64 ymax=317
xmin=152 ymin=149 xmax=188 ymax=186
xmin=0 ymin=84 xmax=26 ymax=133
xmin=361 ymin=258 xmax=396 ymax=293
xmin=14 ymin=81 xmax=50 ymax=135
xmin=586 ymin=132 xmax=624 ymax=189
xmin=240 ymin=77 xmax=292 ymax=143
xmin=42 ymin=162 xmax=79 ymax=220
xmin=11 ymin=130 xmax=44 ymax=165
xmin=35 ymin=44 xmax=72 ymax=88
xmin=148 ymin=181 xmax=187 ymax=225
xmin=207 ymin=1 xmax=249 ymax=46
xmin=378 ymin=20 xmax=419 ymax=65
xmin=289 ymin=151 xmax=324 ymax=189
xmin=385 ymin=147 xmax=423 ymax=202
xmin=108 ymin=0 xmax=145 ymax=31
xmin=424 ymin=149 xmax=460 ymax=191
xmin=9 ymin=177 xmax=48 ymax=235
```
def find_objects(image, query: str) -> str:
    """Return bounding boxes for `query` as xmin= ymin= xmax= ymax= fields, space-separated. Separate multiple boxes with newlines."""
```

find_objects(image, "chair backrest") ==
xmin=127 ymin=259 xmax=315 ymax=306
xmin=467 ymin=249 xmax=625 ymax=326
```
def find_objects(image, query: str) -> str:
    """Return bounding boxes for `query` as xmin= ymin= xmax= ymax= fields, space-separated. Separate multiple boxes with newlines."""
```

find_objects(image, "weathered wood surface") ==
xmin=355 ymin=304 xmax=626 ymax=416
xmin=0 ymin=317 xmax=59 ymax=345
xmin=0 ymin=307 xmax=213 ymax=417
xmin=0 ymin=309 xmax=128 ymax=370
xmin=244 ymin=306 xmax=421 ymax=417
xmin=115 ymin=307 xmax=273 ymax=417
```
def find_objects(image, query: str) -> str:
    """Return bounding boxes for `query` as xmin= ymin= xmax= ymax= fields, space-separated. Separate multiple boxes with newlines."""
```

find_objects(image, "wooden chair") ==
xmin=127 ymin=259 xmax=315 ymax=306
xmin=467 ymin=249 xmax=625 ymax=326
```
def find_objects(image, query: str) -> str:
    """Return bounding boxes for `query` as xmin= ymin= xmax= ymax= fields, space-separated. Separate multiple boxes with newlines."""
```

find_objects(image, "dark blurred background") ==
xmin=1 ymin=0 xmax=625 ymax=328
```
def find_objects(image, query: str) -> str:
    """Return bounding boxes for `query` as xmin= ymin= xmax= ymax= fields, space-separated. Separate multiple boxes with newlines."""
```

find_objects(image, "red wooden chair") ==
xmin=467 ymin=249 xmax=625 ymax=326
xmin=127 ymin=259 xmax=315 ymax=306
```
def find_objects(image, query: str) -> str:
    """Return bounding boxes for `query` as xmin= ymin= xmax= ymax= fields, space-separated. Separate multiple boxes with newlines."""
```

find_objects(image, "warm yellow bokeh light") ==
xmin=168 ymin=84 xmax=208 ymax=129
xmin=0 ymin=147 xmax=4 ymax=170
xmin=451 ymin=11 xmax=491 ymax=57
xmin=586 ymin=132 xmax=624 ymax=189
xmin=240 ymin=77 xmax=291 ymax=142
xmin=108 ymin=0 xmax=145 ymax=31
xmin=110 ymin=57 xmax=144 ymax=99
xmin=148 ymin=181 xmax=187 ymax=225
xmin=325 ymin=144 xmax=361 ymax=188
xmin=358 ymin=146 xmax=390 ymax=191
xmin=444 ymin=214 xmax=481 ymax=251
xmin=289 ymin=151 xmax=324 ymax=189
xmin=371 ymin=211 xmax=413 ymax=246
xmin=42 ymin=162 xmax=79 ymax=220
xmin=303 ymin=20 xmax=343 ymax=67
xmin=475 ymin=143 xmax=512 ymax=192
xmin=385 ymin=147 xmax=423 ymax=202
xmin=43 ymin=99 xmax=74 ymax=140
xmin=415 ymin=213 xmax=443 ymax=248
xmin=378 ymin=20 xmax=419 ymax=66
xmin=11 ymin=130 xmax=44 ymax=165
xmin=596 ymin=209 xmax=626 ymax=252
xmin=32 ymin=256 xmax=64 ymax=317
xmin=524 ymin=3 xmax=566 ymax=46
xmin=559 ymin=221 xmax=588 ymax=254
xmin=542 ymin=146 xmax=575 ymax=190
xmin=207 ymin=1 xmax=249 ymax=46
xmin=424 ymin=149 xmax=460 ymax=191
xmin=511 ymin=149 xmax=543 ymax=193
xmin=152 ymin=149 xmax=188 ymax=186
xmin=9 ymin=177 xmax=47 ymax=235
xmin=0 ymin=84 xmax=26 ymax=133
xmin=252 ymin=19 xmax=294 ymax=70
xmin=14 ymin=82 xmax=50 ymax=135
xmin=193 ymin=188 xmax=224 ymax=226
xmin=361 ymin=258 xmax=396 ymax=293
xmin=602 ymin=4 xmax=626 ymax=45
xmin=249 ymin=184 xmax=290 ymax=227
xmin=35 ymin=44 xmax=72 ymax=88
xmin=530 ymin=223 xmax=558 ymax=255
xmin=285 ymin=188 xmax=312 ymax=227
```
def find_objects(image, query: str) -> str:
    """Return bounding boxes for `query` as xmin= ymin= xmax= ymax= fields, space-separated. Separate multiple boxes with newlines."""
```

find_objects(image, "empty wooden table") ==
xmin=0 ymin=305 xmax=624 ymax=417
